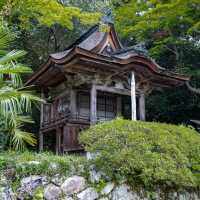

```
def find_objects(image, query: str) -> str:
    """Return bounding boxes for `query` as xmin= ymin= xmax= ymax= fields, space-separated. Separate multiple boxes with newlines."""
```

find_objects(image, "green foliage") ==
xmin=114 ymin=0 xmax=200 ymax=72
xmin=80 ymin=118 xmax=200 ymax=189
xmin=114 ymin=0 xmax=200 ymax=39
xmin=146 ymin=87 xmax=200 ymax=123
xmin=1 ymin=0 xmax=100 ymax=30
xmin=0 ymin=151 xmax=86 ymax=189
xmin=32 ymin=187 xmax=44 ymax=200
xmin=93 ymin=179 xmax=107 ymax=193
xmin=0 ymin=22 xmax=44 ymax=150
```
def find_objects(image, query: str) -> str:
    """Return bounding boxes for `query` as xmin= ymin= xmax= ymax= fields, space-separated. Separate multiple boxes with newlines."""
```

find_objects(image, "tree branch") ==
xmin=186 ymin=81 xmax=200 ymax=94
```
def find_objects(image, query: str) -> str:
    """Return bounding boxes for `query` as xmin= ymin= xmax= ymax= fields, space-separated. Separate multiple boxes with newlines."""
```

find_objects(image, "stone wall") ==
xmin=1 ymin=172 xmax=200 ymax=200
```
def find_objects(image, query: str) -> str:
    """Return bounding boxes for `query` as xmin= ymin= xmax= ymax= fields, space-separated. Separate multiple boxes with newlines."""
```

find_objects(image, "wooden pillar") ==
xmin=90 ymin=83 xmax=97 ymax=124
xmin=56 ymin=127 xmax=62 ymax=154
xmin=63 ymin=125 xmax=69 ymax=152
xmin=40 ymin=89 xmax=45 ymax=127
xmin=131 ymin=71 xmax=137 ymax=120
xmin=39 ymin=89 xmax=45 ymax=151
xmin=139 ymin=92 xmax=146 ymax=121
xmin=70 ymin=89 xmax=76 ymax=118
xmin=117 ymin=96 xmax=122 ymax=117
xmin=39 ymin=132 xmax=43 ymax=151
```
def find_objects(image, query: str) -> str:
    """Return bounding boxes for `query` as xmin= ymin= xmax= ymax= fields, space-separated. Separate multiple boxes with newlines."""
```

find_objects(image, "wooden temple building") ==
xmin=26 ymin=22 xmax=190 ymax=153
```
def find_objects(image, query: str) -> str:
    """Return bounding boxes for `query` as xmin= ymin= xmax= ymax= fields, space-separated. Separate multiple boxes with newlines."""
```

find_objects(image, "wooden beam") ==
xmin=56 ymin=127 xmax=62 ymax=154
xmin=40 ymin=89 xmax=45 ymax=127
xmin=90 ymin=83 xmax=97 ymax=124
xmin=96 ymin=85 xmax=131 ymax=96
xmin=39 ymin=131 xmax=43 ymax=151
xmin=70 ymin=89 xmax=77 ymax=118
xmin=139 ymin=92 xmax=145 ymax=121
xmin=131 ymin=71 xmax=137 ymax=120
xmin=39 ymin=89 xmax=45 ymax=152
xmin=63 ymin=125 xmax=69 ymax=151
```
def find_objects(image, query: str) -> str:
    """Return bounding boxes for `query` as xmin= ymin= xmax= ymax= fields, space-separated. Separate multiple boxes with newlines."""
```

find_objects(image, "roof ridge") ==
xmin=64 ymin=24 xmax=99 ymax=51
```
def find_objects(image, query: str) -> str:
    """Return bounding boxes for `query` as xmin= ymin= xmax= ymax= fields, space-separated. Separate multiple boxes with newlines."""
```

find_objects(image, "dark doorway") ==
xmin=122 ymin=96 xmax=131 ymax=119
xmin=43 ymin=130 xmax=56 ymax=152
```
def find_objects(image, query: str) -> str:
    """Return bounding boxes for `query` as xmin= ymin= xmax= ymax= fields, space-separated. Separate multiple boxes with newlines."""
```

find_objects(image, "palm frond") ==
xmin=0 ymin=63 xmax=33 ymax=87
xmin=0 ymin=27 xmax=13 ymax=50
xmin=0 ymin=24 xmax=42 ymax=150
xmin=15 ymin=115 xmax=34 ymax=124
xmin=0 ymin=64 xmax=33 ymax=74
xmin=11 ymin=128 xmax=37 ymax=150
xmin=1 ymin=113 xmax=37 ymax=150
xmin=0 ymin=50 xmax=27 ymax=65
xmin=0 ymin=88 xmax=21 ymax=117
xmin=0 ymin=50 xmax=8 ymax=56
xmin=0 ymin=87 xmax=44 ymax=119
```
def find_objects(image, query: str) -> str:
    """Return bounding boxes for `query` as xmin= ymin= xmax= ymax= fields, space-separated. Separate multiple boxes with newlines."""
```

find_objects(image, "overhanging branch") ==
xmin=186 ymin=81 xmax=200 ymax=94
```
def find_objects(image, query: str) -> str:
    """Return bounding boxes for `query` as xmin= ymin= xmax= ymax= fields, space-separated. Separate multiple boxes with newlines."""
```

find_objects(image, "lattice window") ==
xmin=97 ymin=94 xmax=116 ymax=120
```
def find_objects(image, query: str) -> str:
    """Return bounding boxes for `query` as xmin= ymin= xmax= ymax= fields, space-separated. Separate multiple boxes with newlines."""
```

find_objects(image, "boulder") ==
xmin=112 ymin=184 xmax=140 ymax=200
xmin=20 ymin=175 xmax=47 ymax=187
xmin=77 ymin=187 xmax=99 ymax=200
xmin=0 ymin=187 xmax=16 ymax=200
xmin=61 ymin=176 xmax=86 ymax=195
xmin=101 ymin=182 xmax=115 ymax=195
xmin=89 ymin=169 xmax=102 ymax=183
xmin=44 ymin=184 xmax=61 ymax=200
xmin=17 ymin=175 xmax=47 ymax=199
xmin=51 ymin=174 xmax=66 ymax=186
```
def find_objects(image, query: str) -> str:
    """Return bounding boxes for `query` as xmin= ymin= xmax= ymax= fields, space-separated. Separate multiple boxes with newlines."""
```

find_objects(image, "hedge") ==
xmin=80 ymin=118 xmax=200 ymax=189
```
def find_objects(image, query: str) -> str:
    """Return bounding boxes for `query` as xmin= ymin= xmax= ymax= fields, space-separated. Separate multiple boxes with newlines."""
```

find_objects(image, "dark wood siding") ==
xmin=63 ymin=123 xmax=88 ymax=152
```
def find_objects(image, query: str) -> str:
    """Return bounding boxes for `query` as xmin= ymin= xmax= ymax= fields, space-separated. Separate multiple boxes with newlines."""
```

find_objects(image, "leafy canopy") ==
xmin=114 ymin=0 xmax=200 ymax=39
xmin=1 ymin=0 xmax=101 ymax=30
xmin=114 ymin=0 xmax=200 ymax=73
xmin=80 ymin=118 xmax=200 ymax=189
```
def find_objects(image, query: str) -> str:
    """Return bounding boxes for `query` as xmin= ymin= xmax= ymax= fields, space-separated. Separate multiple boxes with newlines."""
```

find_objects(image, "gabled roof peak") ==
xmin=101 ymin=8 xmax=114 ymax=25
xmin=51 ymin=22 xmax=123 ymax=60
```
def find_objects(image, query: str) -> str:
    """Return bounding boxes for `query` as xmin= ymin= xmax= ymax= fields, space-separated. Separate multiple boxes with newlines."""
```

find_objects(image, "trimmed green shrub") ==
xmin=80 ymin=118 xmax=200 ymax=189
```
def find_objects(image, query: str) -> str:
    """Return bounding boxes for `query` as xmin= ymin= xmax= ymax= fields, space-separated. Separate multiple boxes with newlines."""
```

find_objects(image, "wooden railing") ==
xmin=42 ymin=101 xmax=71 ymax=127
xmin=41 ymin=102 xmax=90 ymax=128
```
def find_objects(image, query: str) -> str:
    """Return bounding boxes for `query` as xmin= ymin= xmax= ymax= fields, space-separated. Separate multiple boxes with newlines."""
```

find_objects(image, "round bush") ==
xmin=80 ymin=118 xmax=200 ymax=189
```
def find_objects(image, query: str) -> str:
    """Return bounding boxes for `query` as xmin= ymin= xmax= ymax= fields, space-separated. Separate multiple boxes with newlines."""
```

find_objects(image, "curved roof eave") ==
xmin=26 ymin=46 xmax=190 ymax=86
xmin=73 ymin=47 xmax=190 ymax=82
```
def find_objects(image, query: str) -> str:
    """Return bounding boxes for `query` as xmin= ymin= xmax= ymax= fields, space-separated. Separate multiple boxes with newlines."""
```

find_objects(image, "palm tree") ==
xmin=0 ymin=23 xmax=43 ymax=150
